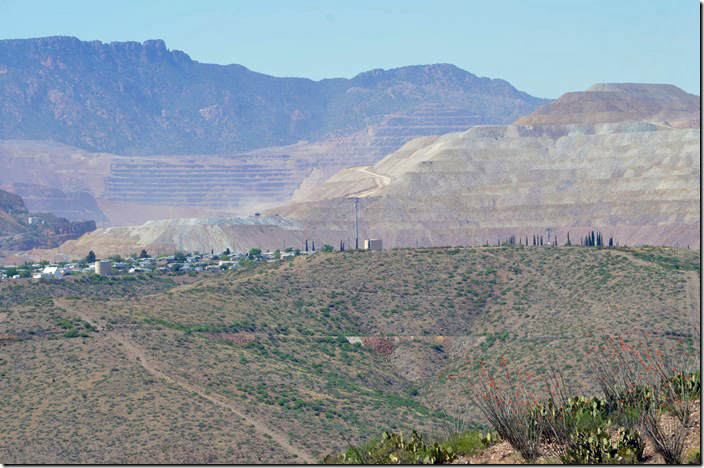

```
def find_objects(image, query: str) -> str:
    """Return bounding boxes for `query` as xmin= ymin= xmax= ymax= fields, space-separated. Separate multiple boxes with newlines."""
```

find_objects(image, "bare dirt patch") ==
xmin=362 ymin=336 xmax=395 ymax=355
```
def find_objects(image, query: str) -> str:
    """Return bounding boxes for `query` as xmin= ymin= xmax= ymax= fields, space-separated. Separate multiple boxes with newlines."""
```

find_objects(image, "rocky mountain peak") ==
xmin=0 ymin=37 xmax=548 ymax=154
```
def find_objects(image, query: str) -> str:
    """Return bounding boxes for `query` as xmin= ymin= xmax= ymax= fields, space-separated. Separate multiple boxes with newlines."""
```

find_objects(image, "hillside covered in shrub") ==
xmin=0 ymin=245 xmax=699 ymax=463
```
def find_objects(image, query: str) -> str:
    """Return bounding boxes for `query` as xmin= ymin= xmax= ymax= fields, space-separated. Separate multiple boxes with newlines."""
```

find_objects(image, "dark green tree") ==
xmin=85 ymin=251 xmax=96 ymax=263
xmin=139 ymin=249 xmax=149 ymax=258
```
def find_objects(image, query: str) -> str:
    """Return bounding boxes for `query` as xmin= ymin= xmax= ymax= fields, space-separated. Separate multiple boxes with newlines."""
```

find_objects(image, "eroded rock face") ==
xmin=0 ymin=189 xmax=96 ymax=251
xmin=0 ymin=189 xmax=27 ymax=215
xmin=267 ymin=84 xmax=700 ymax=249
xmin=41 ymin=216 xmax=97 ymax=245
xmin=1 ymin=183 xmax=108 ymax=224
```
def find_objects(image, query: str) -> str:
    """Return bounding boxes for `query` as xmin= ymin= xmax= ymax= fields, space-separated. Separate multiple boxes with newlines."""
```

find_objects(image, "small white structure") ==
xmin=27 ymin=216 xmax=40 ymax=225
xmin=34 ymin=266 xmax=63 ymax=279
xmin=95 ymin=261 xmax=112 ymax=275
xmin=363 ymin=238 xmax=383 ymax=251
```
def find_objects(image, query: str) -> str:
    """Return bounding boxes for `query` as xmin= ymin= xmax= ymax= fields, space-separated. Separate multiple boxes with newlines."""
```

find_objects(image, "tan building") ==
xmin=95 ymin=261 xmax=112 ymax=275
xmin=363 ymin=238 xmax=382 ymax=250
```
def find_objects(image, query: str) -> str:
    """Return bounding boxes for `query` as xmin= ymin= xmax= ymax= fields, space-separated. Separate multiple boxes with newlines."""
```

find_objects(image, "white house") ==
xmin=33 ymin=266 xmax=62 ymax=279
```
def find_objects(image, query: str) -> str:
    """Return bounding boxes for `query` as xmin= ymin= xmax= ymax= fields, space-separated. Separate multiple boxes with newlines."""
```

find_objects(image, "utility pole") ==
xmin=354 ymin=198 xmax=359 ymax=250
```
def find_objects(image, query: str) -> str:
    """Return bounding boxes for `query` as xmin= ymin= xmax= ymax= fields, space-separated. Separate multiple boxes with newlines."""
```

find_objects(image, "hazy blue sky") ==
xmin=0 ymin=0 xmax=697 ymax=98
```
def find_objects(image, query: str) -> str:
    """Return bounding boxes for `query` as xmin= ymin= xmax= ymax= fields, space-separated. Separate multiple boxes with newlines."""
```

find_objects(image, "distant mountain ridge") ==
xmin=0 ymin=36 xmax=548 ymax=155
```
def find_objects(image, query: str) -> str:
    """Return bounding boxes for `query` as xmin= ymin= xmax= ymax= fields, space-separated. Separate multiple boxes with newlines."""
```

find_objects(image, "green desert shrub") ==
xmin=667 ymin=370 xmax=701 ymax=400
xmin=560 ymin=425 xmax=644 ymax=464
xmin=323 ymin=430 xmax=456 ymax=464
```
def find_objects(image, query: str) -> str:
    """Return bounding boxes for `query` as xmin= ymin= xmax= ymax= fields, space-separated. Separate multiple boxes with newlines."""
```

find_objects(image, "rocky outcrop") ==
xmin=0 ymin=189 xmax=96 ymax=251
xmin=40 ymin=214 xmax=97 ymax=245
xmin=0 ymin=189 xmax=27 ymax=216
xmin=1 ymin=182 xmax=108 ymax=224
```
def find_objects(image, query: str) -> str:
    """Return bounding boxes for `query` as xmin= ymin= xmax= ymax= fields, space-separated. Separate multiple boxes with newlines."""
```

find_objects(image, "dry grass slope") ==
xmin=0 ymin=245 xmax=699 ymax=463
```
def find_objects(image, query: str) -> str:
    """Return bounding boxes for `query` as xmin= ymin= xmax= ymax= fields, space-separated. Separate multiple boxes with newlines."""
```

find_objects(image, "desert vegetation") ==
xmin=327 ymin=335 xmax=700 ymax=464
xmin=0 ymin=245 xmax=699 ymax=463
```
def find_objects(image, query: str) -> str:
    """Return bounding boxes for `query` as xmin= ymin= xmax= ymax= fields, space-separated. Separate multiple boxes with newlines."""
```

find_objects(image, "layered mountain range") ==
xmin=268 ymin=83 xmax=700 ymax=248
xmin=50 ymin=82 xmax=700 ymax=257
xmin=0 ymin=36 xmax=547 ymax=155
xmin=0 ymin=37 xmax=698 ymax=254
xmin=0 ymin=37 xmax=549 ymax=224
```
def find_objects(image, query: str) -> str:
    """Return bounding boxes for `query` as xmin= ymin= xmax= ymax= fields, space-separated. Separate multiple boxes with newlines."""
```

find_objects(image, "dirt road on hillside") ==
xmin=683 ymin=270 xmax=701 ymax=333
xmin=105 ymin=329 xmax=315 ymax=463
xmin=348 ymin=167 xmax=391 ymax=198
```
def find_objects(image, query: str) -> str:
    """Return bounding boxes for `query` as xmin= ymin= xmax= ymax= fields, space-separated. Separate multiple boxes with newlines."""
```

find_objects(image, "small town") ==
xmin=0 ymin=3 xmax=698 ymax=466
xmin=0 ymin=239 xmax=384 ymax=281
xmin=1 ymin=247 xmax=306 ymax=280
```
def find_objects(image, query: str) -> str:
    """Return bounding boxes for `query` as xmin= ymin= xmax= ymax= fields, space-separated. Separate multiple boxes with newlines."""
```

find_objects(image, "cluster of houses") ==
xmin=0 ymin=262 xmax=90 ymax=280
xmin=0 ymin=248 xmax=309 ymax=281
xmin=0 ymin=238 xmax=385 ymax=281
